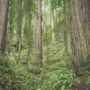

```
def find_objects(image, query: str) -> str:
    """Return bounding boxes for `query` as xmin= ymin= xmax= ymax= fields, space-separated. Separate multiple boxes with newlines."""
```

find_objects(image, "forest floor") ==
xmin=0 ymin=56 xmax=90 ymax=90
xmin=73 ymin=76 xmax=86 ymax=90
xmin=73 ymin=66 xmax=90 ymax=90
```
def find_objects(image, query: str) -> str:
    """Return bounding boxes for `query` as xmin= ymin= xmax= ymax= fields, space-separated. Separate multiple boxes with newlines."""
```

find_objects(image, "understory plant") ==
xmin=38 ymin=69 xmax=79 ymax=90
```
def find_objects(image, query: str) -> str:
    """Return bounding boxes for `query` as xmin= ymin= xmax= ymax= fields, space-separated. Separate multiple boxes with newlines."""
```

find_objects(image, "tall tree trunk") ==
xmin=63 ymin=0 xmax=68 ymax=56
xmin=36 ymin=0 xmax=42 ymax=67
xmin=8 ymin=17 xmax=13 ymax=55
xmin=84 ymin=0 xmax=90 ymax=62
xmin=0 ymin=0 xmax=9 ymax=55
xmin=27 ymin=35 xmax=30 ymax=71
xmin=17 ymin=0 xmax=23 ymax=63
xmin=69 ymin=0 xmax=90 ymax=68
xmin=8 ymin=1 xmax=14 ymax=55
xmin=33 ymin=18 xmax=38 ymax=49
xmin=43 ymin=5 xmax=47 ymax=32
xmin=26 ymin=14 xmax=32 ymax=71
xmin=51 ymin=10 xmax=55 ymax=44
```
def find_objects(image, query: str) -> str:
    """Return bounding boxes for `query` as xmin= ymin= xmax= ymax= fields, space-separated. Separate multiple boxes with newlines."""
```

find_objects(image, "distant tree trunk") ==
xmin=8 ymin=1 xmax=14 ymax=55
xmin=51 ymin=10 xmax=55 ymax=44
xmin=27 ymin=35 xmax=30 ymax=71
xmin=36 ymin=0 xmax=42 ymax=67
xmin=69 ymin=0 xmax=90 ymax=68
xmin=33 ymin=18 xmax=38 ymax=49
xmin=63 ymin=0 xmax=68 ymax=56
xmin=17 ymin=0 xmax=23 ymax=63
xmin=43 ymin=5 xmax=47 ymax=32
xmin=26 ymin=14 xmax=32 ymax=71
xmin=0 ymin=0 xmax=9 ymax=55
xmin=8 ymin=17 xmax=13 ymax=55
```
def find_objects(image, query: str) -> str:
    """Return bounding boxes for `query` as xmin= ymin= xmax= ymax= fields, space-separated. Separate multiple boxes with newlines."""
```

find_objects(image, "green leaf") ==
xmin=69 ymin=83 xmax=73 ymax=88
xmin=61 ymin=85 xmax=65 ymax=90
xmin=36 ymin=88 xmax=41 ymax=90
xmin=86 ymin=76 xmax=90 ymax=85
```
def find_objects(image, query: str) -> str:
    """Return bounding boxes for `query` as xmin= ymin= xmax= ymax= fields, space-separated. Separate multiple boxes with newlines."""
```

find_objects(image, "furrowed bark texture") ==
xmin=69 ymin=0 xmax=90 ymax=67
xmin=0 ymin=0 xmax=9 ymax=55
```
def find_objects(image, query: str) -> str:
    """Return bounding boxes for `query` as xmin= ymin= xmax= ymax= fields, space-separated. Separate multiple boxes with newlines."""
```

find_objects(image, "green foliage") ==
xmin=38 ymin=69 xmax=79 ymax=90
xmin=0 ymin=56 xmax=79 ymax=90
xmin=3 ymin=0 xmax=88 ymax=89
xmin=0 ymin=58 xmax=40 ymax=90
xmin=86 ymin=76 xmax=90 ymax=89
xmin=50 ymin=0 xmax=62 ymax=10
xmin=42 ymin=30 xmax=52 ymax=44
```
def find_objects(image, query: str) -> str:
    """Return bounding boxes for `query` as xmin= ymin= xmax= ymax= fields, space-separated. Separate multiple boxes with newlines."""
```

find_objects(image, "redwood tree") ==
xmin=0 ymin=0 xmax=9 ymax=55
xmin=16 ymin=0 xmax=23 ymax=63
xmin=63 ymin=0 xmax=68 ymax=56
xmin=35 ymin=0 xmax=42 ymax=67
xmin=69 ymin=0 xmax=90 ymax=68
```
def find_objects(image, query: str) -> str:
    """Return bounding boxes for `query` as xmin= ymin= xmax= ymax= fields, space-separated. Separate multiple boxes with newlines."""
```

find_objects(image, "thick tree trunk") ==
xmin=69 ymin=0 xmax=90 ymax=68
xmin=0 ymin=0 xmax=9 ymax=55
xmin=86 ymin=0 xmax=90 ymax=62
xmin=63 ymin=0 xmax=68 ymax=56
xmin=36 ymin=0 xmax=42 ymax=67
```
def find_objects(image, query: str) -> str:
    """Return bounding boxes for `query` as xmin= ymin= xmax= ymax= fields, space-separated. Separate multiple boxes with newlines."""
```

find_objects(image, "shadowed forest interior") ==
xmin=0 ymin=0 xmax=90 ymax=90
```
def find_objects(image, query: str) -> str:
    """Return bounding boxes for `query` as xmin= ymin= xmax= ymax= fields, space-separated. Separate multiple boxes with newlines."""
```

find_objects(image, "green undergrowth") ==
xmin=75 ymin=65 xmax=90 ymax=90
xmin=0 ymin=57 xmax=41 ymax=90
xmin=38 ymin=69 xmax=79 ymax=90
xmin=0 ymin=56 xmax=81 ymax=90
xmin=86 ymin=76 xmax=90 ymax=90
